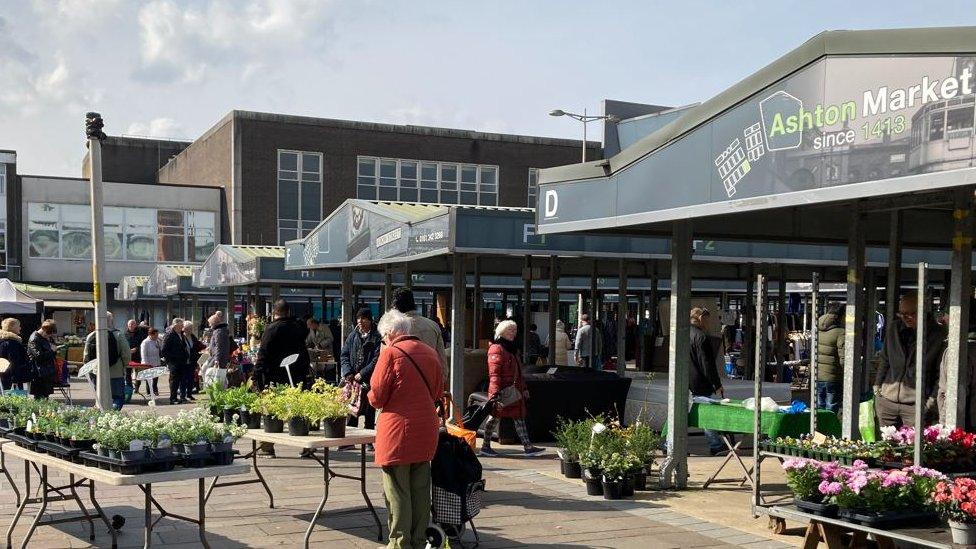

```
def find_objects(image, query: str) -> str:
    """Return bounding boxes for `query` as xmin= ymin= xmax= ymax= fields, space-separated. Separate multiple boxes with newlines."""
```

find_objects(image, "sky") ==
xmin=2 ymin=0 xmax=976 ymax=177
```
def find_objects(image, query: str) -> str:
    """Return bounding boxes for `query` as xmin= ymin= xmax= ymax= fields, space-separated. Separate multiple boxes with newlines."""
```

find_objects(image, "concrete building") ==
xmin=153 ymin=110 xmax=600 ymax=245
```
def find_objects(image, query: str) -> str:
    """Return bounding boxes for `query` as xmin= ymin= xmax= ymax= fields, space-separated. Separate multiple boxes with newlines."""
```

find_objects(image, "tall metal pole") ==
xmin=472 ymin=257 xmax=481 ymax=348
xmin=617 ymin=259 xmax=628 ymax=376
xmin=886 ymin=211 xmax=903 ymax=332
xmin=383 ymin=265 xmax=393 ymax=313
xmin=581 ymin=107 xmax=587 ymax=163
xmin=86 ymin=113 xmax=112 ymax=411
xmin=450 ymin=254 xmax=466 ymax=410
xmin=590 ymin=261 xmax=599 ymax=368
xmin=842 ymin=207 xmax=866 ymax=439
xmin=522 ymin=256 xmax=532 ymax=360
xmin=809 ymin=272 xmax=820 ymax=434
xmin=548 ymin=256 xmax=558 ymax=366
xmin=663 ymin=221 xmax=692 ymax=489
xmin=340 ymin=268 xmax=353 ymax=342
xmin=945 ymin=189 xmax=973 ymax=428
xmin=915 ymin=263 xmax=928 ymax=466
xmin=752 ymin=273 xmax=768 ymax=511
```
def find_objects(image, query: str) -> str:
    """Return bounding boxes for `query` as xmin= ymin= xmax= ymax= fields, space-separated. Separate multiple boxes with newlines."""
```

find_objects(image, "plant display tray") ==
xmin=6 ymin=432 xmax=42 ymax=453
xmin=795 ymin=499 xmax=839 ymax=518
xmin=36 ymin=441 xmax=82 ymax=462
xmin=78 ymin=451 xmax=180 ymax=475
xmin=837 ymin=508 xmax=939 ymax=529
xmin=178 ymin=450 xmax=237 ymax=469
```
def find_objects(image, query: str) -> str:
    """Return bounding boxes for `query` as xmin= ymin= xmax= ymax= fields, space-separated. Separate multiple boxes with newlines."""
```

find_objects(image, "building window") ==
xmin=0 ymin=166 xmax=7 ymax=270
xmin=946 ymin=105 xmax=975 ymax=138
xmin=356 ymin=156 xmax=499 ymax=206
xmin=527 ymin=168 xmax=539 ymax=207
xmin=27 ymin=203 xmax=215 ymax=262
xmin=278 ymin=150 xmax=322 ymax=245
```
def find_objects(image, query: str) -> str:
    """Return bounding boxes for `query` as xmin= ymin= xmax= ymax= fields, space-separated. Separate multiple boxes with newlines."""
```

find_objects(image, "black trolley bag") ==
xmin=431 ymin=427 xmax=485 ymax=547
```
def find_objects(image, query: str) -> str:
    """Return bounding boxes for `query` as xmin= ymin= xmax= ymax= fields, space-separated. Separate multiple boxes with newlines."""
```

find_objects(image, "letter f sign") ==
xmin=544 ymin=190 xmax=558 ymax=218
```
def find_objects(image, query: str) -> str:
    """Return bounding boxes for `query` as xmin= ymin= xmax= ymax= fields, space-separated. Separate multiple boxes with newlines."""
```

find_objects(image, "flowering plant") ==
xmin=782 ymin=458 xmax=944 ymax=511
xmin=600 ymin=451 xmax=641 ymax=481
xmin=783 ymin=458 xmax=824 ymax=501
xmin=932 ymin=477 xmax=976 ymax=524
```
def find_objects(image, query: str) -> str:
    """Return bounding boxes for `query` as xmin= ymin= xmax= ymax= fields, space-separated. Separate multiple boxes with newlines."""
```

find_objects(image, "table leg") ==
xmin=67 ymin=474 xmax=95 ymax=541
xmin=5 ymin=461 xmax=30 ymax=549
xmin=86 ymin=481 xmax=117 ymax=549
xmin=251 ymin=439 xmax=274 ymax=509
xmin=0 ymin=449 xmax=20 ymax=508
xmin=702 ymin=438 xmax=740 ymax=489
xmin=20 ymin=465 xmax=47 ymax=549
xmin=197 ymin=478 xmax=211 ymax=549
xmin=304 ymin=449 xmax=330 ymax=549
xmin=360 ymin=444 xmax=382 ymax=542
xmin=144 ymin=483 xmax=152 ymax=549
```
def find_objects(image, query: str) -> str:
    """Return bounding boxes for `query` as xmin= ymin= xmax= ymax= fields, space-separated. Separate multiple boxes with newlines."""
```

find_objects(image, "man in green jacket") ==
xmin=83 ymin=312 xmax=132 ymax=410
xmin=815 ymin=303 xmax=845 ymax=414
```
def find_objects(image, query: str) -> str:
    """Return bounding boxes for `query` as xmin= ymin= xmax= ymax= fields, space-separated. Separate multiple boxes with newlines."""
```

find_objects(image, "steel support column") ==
xmin=383 ymin=266 xmax=393 ymax=312
xmin=320 ymin=286 xmax=327 ymax=321
xmin=945 ymin=189 xmax=974 ymax=428
xmin=450 ymin=254 xmax=466 ymax=410
xmin=617 ymin=259 xmax=628 ymax=376
xmin=663 ymin=221 xmax=692 ymax=490
xmin=590 ymin=261 xmax=599 ymax=367
xmin=472 ymin=257 xmax=481 ymax=348
xmin=915 ymin=264 xmax=929 ymax=465
xmin=522 ymin=256 xmax=532 ymax=360
xmin=886 ymin=211 xmax=903 ymax=329
xmin=340 ymin=268 xmax=353 ymax=343
xmin=548 ymin=256 xmax=558 ymax=366
xmin=226 ymin=287 xmax=234 ymax=324
xmin=776 ymin=267 xmax=786 ymax=373
xmin=842 ymin=207 xmax=866 ymax=439
xmin=646 ymin=268 xmax=659 ymax=372
xmin=810 ymin=273 xmax=820 ymax=433
xmin=743 ymin=265 xmax=755 ymax=380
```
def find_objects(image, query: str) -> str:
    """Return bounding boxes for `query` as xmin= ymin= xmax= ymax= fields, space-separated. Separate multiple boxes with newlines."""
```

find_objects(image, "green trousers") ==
xmin=382 ymin=462 xmax=432 ymax=549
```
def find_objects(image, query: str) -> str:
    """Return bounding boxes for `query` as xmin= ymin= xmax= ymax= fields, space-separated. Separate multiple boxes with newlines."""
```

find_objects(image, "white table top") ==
xmin=242 ymin=427 xmax=376 ymax=450
xmin=2 ymin=442 xmax=250 ymax=486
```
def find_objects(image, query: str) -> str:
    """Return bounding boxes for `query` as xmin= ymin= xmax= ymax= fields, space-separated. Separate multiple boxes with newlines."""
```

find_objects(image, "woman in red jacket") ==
xmin=479 ymin=320 xmax=545 ymax=457
xmin=368 ymin=309 xmax=443 ymax=549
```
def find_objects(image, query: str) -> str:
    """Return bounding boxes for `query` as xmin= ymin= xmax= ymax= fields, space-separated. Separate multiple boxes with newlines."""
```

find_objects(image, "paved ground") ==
xmin=0 ymin=381 xmax=805 ymax=548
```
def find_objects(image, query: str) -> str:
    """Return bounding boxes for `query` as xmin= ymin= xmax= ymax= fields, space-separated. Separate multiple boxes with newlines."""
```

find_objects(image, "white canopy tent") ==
xmin=0 ymin=279 xmax=43 ymax=316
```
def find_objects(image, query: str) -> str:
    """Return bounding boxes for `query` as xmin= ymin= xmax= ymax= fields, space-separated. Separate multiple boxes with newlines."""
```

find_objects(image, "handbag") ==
xmin=495 ymin=385 xmax=522 ymax=407
xmin=343 ymin=379 xmax=363 ymax=417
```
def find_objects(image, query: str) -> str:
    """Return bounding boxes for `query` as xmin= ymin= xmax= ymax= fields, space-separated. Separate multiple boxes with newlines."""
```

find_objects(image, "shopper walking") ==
xmin=368 ymin=309 xmax=443 ymax=549
xmin=340 ymin=308 xmax=382 ymax=432
xmin=480 ymin=320 xmax=545 ymax=458
xmin=875 ymin=294 xmax=946 ymax=428
xmin=124 ymin=319 xmax=148 ymax=393
xmin=83 ymin=312 xmax=131 ymax=410
xmin=0 ymin=318 xmax=29 ymax=393
xmin=161 ymin=318 xmax=191 ymax=404
xmin=138 ymin=328 xmax=162 ymax=397
xmin=27 ymin=320 xmax=58 ymax=399
xmin=574 ymin=313 xmax=602 ymax=369
xmin=525 ymin=323 xmax=543 ymax=366
xmin=392 ymin=287 xmax=450 ymax=383
xmin=815 ymin=302 xmax=846 ymax=414
xmin=207 ymin=312 xmax=231 ymax=369
xmin=554 ymin=319 xmax=571 ymax=365
xmin=689 ymin=307 xmax=727 ymax=456
xmin=183 ymin=323 xmax=205 ymax=399
xmin=255 ymin=300 xmax=310 ymax=389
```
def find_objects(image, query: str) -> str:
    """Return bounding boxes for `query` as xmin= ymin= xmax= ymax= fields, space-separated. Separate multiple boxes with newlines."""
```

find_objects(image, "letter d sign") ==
xmin=544 ymin=190 xmax=558 ymax=218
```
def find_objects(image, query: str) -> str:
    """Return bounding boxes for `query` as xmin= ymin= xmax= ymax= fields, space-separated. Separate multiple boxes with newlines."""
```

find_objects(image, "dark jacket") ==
xmin=255 ymin=316 xmax=310 ymax=389
xmin=125 ymin=327 xmax=148 ymax=363
xmin=0 ymin=330 xmax=29 ymax=387
xmin=208 ymin=323 xmax=231 ymax=367
xmin=186 ymin=333 xmax=204 ymax=368
xmin=526 ymin=330 xmax=543 ymax=361
xmin=340 ymin=327 xmax=382 ymax=383
xmin=689 ymin=324 xmax=722 ymax=396
xmin=876 ymin=318 xmax=946 ymax=405
xmin=816 ymin=313 xmax=846 ymax=383
xmin=160 ymin=329 xmax=189 ymax=369
xmin=27 ymin=331 xmax=57 ymax=398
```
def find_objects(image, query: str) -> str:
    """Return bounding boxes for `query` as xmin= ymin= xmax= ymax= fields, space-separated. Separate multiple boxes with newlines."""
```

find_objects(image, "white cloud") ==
xmin=124 ymin=117 xmax=185 ymax=139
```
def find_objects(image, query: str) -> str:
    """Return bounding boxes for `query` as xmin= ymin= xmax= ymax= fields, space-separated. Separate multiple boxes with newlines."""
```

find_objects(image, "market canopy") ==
xmin=192 ymin=245 xmax=386 ymax=289
xmin=0 ymin=279 xmax=43 ymax=315
xmin=535 ymin=27 xmax=976 ymax=245
xmin=116 ymin=276 xmax=149 ymax=302
xmin=143 ymin=264 xmax=198 ymax=297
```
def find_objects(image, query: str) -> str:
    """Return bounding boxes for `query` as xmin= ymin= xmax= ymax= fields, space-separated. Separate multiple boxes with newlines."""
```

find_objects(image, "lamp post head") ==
xmin=85 ymin=112 xmax=106 ymax=141
xmin=549 ymin=109 xmax=566 ymax=117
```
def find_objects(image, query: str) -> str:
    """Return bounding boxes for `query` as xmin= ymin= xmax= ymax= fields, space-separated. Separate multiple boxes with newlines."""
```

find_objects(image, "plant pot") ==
xmin=97 ymin=446 xmax=109 ymax=457
xmin=622 ymin=475 xmax=635 ymax=497
xmin=119 ymin=449 xmax=146 ymax=462
xmin=323 ymin=417 xmax=346 ymax=439
xmin=559 ymin=459 xmax=566 ymax=475
xmin=584 ymin=476 xmax=604 ymax=496
xmin=150 ymin=446 xmax=174 ymax=459
xmin=263 ymin=416 xmax=284 ymax=433
xmin=949 ymin=521 xmax=976 ymax=546
xmin=245 ymin=412 xmax=263 ymax=430
xmin=0 ymin=418 xmax=8 ymax=429
xmin=210 ymin=441 xmax=234 ymax=453
xmin=308 ymin=420 xmax=321 ymax=432
xmin=223 ymin=409 xmax=240 ymax=425
xmin=69 ymin=439 xmax=95 ymax=452
xmin=185 ymin=442 xmax=210 ymax=455
xmin=108 ymin=449 xmax=120 ymax=460
xmin=795 ymin=499 xmax=838 ymax=518
xmin=602 ymin=478 xmax=624 ymax=500
xmin=564 ymin=460 xmax=582 ymax=479
xmin=631 ymin=470 xmax=647 ymax=491
xmin=288 ymin=417 xmax=309 ymax=437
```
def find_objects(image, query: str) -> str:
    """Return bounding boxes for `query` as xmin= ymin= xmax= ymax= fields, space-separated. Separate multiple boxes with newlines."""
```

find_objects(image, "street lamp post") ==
xmin=549 ymin=108 xmax=620 ymax=162
xmin=86 ymin=112 xmax=112 ymax=411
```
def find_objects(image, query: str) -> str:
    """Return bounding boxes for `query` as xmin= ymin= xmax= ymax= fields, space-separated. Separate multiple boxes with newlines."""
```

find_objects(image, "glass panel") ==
xmin=302 ymin=153 xmax=321 ymax=174
xmin=399 ymin=188 xmax=417 ymax=202
xmin=460 ymin=182 xmax=477 ymax=192
xmin=61 ymin=205 xmax=91 ymax=260
xmin=440 ymin=164 xmax=457 ymax=182
xmin=440 ymin=190 xmax=457 ymax=204
xmin=460 ymin=192 xmax=478 ymax=205
xmin=461 ymin=165 xmax=477 ymax=183
xmin=104 ymin=230 xmax=123 ymax=259
xmin=279 ymin=228 xmax=298 ymax=245
xmin=279 ymin=151 xmax=299 ymax=171
xmin=480 ymin=166 xmax=496 ymax=185
xmin=929 ymin=111 xmax=945 ymax=141
xmin=380 ymin=160 xmax=397 ymax=178
xmin=357 ymin=176 xmax=376 ymax=188
xmin=279 ymin=219 xmax=298 ymax=229
xmin=357 ymin=185 xmax=377 ymax=200
xmin=278 ymin=180 xmax=299 ymax=219
xmin=278 ymin=170 xmax=298 ymax=181
xmin=126 ymin=233 xmax=155 ymax=261
xmin=191 ymin=211 xmax=215 ymax=230
xmin=400 ymin=161 xmax=417 ymax=180
xmin=157 ymin=234 xmax=185 ymax=262
xmin=480 ymin=193 xmax=497 ymax=206
xmin=358 ymin=157 xmax=376 ymax=177
xmin=301 ymin=181 xmax=321 ymax=221
xmin=421 ymin=162 xmax=437 ymax=181
xmin=947 ymin=106 xmax=974 ymax=134
xmin=420 ymin=178 xmax=438 ymax=189
xmin=528 ymin=168 xmax=537 ymax=186
xmin=419 ymin=190 xmax=439 ymax=203
xmin=378 ymin=187 xmax=398 ymax=201
xmin=28 ymin=203 xmax=59 ymax=258
xmin=400 ymin=177 xmax=417 ymax=188
xmin=301 ymin=170 xmax=319 ymax=182
xmin=302 ymin=220 xmax=319 ymax=231
xmin=157 ymin=210 xmax=183 ymax=228
xmin=190 ymin=229 xmax=215 ymax=261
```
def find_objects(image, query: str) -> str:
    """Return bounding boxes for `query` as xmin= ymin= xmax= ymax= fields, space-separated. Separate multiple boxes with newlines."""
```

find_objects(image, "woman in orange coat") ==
xmin=479 ymin=320 xmax=545 ymax=458
xmin=368 ymin=309 xmax=443 ymax=549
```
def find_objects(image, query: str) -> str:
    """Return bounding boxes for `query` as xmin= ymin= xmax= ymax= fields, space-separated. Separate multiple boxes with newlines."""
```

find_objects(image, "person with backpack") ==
xmin=27 ymin=320 xmax=58 ymax=399
xmin=83 ymin=312 xmax=131 ymax=410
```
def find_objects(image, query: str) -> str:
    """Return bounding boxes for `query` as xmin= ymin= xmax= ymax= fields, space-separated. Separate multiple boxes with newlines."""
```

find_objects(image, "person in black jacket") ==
xmin=27 ymin=320 xmax=58 ymax=399
xmin=124 ymin=319 xmax=148 ymax=390
xmin=160 ymin=318 xmax=191 ymax=404
xmin=255 ymin=300 xmax=310 ymax=390
xmin=340 ymin=308 xmax=382 ymax=431
xmin=0 ymin=318 xmax=29 ymax=392
xmin=690 ymin=308 xmax=726 ymax=456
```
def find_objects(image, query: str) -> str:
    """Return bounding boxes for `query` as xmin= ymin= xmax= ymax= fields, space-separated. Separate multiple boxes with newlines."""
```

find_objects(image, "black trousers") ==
xmin=169 ymin=363 xmax=188 ymax=400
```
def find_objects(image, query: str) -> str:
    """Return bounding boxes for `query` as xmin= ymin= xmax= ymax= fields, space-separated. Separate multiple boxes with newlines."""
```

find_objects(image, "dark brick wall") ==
xmin=84 ymin=137 xmax=190 ymax=184
xmin=6 ymin=160 xmax=21 ymax=280
xmin=237 ymin=116 xmax=599 ymax=245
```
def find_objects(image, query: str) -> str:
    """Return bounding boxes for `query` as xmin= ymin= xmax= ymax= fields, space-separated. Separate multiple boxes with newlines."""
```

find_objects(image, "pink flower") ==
xmin=819 ymin=480 xmax=843 ymax=495
xmin=881 ymin=471 xmax=910 ymax=488
xmin=846 ymin=472 xmax=869 ymax=494
xmin=851 ymin=459 xmax=868 ymax=470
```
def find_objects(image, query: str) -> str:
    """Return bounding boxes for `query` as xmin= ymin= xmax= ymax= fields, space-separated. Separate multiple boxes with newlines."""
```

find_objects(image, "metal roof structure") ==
xmin=115 ymin=276 xmax=149 ymax=301
xmin=192 ymin=244 xmax=386 ymax=289
xmin=143 ymin=264 xmax=200 ymax=297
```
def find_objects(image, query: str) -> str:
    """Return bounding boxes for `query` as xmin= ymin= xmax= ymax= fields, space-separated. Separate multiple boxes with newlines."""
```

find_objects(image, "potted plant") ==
xmin=932 ymin=477 xmax=976 ymax=545
xmin=783 ymin=458 xmax=838 ymax=517
xmin=600 ymin=452 xmax=632 ymax=500
xmin=580 ymin=448 xmax=604 ymax=496
xmin=312 ymin=381 xmax=350 ymax=438
xmin=256 ymin=386 xmax=286 ymax=433
xmin=553 ymin=417 xmax=587 ymax=479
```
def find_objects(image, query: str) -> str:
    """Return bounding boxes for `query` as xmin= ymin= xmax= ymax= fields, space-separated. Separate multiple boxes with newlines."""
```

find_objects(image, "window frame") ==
xmin=527 ymin=168 xmax=540 ymax=207
xmin=356 ymin=156 xmax=500 ymax=206
xmin=277 ymin=149 xmax=324 ymax=245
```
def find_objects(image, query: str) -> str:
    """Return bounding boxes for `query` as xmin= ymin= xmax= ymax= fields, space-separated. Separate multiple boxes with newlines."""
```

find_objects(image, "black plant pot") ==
xmin=564 ymin=460 xmax=582 ymax=479
xmin=245 ymin=412 xmax=263 ymax=430
xmin=288 ymin=417 xmax=310 ymax=437
xmin=559 ymin=459 xmax=566 ymax=475
xmin=308 ymin=419 xmax=321 ymax=432
xmin=602 ymin=479 xmax=624 ymax=500
xmin=584 ymin=476 xmax=604 ymax=496
xmin=263 ymin=416 xmax=284 ymax=433
xmin=622 ymin=475 xmax=635 ymax=497
xmin=223 ymin=409 xmax=240 ymax=425
xmin=631 ymin=471 xmax=647 ymax=491
xmin=323 ymin=417 xmax=346 ymax=439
